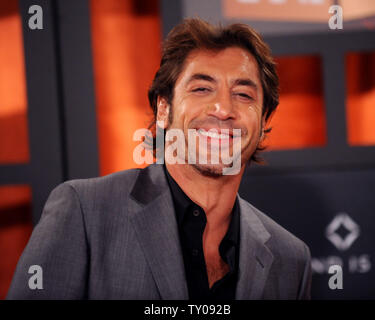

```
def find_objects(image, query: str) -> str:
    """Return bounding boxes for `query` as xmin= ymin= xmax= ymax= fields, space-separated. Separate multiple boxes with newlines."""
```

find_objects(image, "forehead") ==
xmin=177 ymin=47 xmax=261 ymax=85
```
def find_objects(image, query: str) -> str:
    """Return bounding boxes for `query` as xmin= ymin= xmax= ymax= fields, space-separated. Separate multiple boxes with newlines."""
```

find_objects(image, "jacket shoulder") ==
xmin=242 ymin=199 xmax=310 ymax=261
xmin=63 ymin=167 xmax=142 ymax=203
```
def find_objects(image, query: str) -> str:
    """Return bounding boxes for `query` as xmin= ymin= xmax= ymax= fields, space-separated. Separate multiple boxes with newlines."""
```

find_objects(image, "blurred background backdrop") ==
xmin=0 ymin=0 xmax=374 ymax=299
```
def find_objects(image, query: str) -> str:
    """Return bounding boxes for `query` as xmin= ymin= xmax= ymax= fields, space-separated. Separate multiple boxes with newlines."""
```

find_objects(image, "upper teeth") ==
xmin=198 ymin=129 xmax=230 ymax=139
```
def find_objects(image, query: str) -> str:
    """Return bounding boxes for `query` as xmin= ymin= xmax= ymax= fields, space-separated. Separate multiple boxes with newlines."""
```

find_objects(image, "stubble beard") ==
xmin=165 ymin=104 xmax=254 ymax=177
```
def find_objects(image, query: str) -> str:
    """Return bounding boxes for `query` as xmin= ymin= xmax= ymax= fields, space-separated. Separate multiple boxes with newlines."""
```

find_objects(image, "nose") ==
xmin=205 ymin=90 xmax=236 ymax=120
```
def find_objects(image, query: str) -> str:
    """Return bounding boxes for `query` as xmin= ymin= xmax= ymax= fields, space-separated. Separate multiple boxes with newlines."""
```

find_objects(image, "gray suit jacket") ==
xmin=7 ymin=163 xmax=312 ymax=299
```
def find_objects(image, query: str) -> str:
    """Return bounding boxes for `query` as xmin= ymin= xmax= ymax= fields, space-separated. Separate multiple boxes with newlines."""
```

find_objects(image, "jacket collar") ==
xmin=128 ymin=163 xmax=273 ymax=300
xmin=235 ymin=196 xmax=274 ymax=299
xmin=129 ymin=163 xmax=188 ymax=299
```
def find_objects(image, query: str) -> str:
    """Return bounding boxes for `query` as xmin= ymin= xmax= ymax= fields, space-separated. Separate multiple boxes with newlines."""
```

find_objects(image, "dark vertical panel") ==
xmin=15 ymin=0 xmax=99 ymax=224
xmin=322 ymin=50 xmax=348 ymax=149
xmin=55 ymin=0 xmax=99 ymax=180
xmin=19 ymin=0 xmax=65 ymax=225
xmin=161 ymin=0 xmax=183 ymax=38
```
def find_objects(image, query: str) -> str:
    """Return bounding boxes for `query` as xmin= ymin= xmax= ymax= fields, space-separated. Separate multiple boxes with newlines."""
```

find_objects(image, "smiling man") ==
xmin=7 ymin=18 xmax=312 ymax=300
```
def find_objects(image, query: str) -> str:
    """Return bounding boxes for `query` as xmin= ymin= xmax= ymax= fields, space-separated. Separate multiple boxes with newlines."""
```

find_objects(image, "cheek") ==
xmin=169 ymin=102 xmax=188 ymax=130
xmin=174 ymin=101 xmax=202 ymax=129
xmin=247 ymin=103 xmax=263 ymax=117
xmin=244 ymin=109 xmax=262 ymax=135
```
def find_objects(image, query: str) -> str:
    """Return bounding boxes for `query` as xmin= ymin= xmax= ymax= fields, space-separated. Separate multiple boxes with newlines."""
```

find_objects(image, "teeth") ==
xmin=198 ymin=129 xmax=230 ymax=139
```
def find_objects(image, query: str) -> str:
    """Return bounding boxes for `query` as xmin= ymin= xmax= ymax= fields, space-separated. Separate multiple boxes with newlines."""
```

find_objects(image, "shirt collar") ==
xmin=163 ymin=164 xmax=240 ymax=247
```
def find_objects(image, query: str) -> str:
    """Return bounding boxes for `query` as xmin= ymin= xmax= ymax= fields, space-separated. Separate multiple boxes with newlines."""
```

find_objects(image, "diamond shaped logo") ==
xmin=326 ymin=213 xmax=360 ymax=251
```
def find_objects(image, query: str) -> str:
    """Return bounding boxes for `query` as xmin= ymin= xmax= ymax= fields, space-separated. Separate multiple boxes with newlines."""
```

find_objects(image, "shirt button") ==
xmin=193 ymin=209 xmax=200 ymax=217
xmin=192 ymin=249 xmax=199 ymax=256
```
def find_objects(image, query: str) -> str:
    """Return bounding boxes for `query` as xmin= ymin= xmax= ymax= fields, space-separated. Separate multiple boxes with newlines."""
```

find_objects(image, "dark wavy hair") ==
xmin=147 ymin=18 xmax=279 ymax=163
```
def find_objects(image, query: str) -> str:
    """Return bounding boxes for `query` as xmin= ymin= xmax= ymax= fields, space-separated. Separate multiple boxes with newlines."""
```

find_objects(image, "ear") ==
xmin=260 ymin=111 xmax=275 ymax=140
xmin=156 ymin=96 xmax=170 ymax=129
xmin=260 ymin=113 xmax=267 ymax=140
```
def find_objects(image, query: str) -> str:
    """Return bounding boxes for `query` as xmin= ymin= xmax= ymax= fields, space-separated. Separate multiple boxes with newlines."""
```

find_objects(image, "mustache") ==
xmin=189 ymin=117 xmax=248 ymax=136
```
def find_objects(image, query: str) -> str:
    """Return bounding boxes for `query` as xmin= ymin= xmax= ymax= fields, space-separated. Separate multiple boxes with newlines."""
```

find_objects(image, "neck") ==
xmin=165 ymin=162 xmax=245 ymax=227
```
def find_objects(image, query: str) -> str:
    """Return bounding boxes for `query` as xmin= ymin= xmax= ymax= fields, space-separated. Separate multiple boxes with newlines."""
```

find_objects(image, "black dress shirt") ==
xmin=163 ymin=165 xmax=240 ymax=300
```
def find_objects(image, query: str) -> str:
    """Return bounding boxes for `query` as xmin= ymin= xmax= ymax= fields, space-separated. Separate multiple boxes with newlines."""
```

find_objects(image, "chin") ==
xmin=191 ymin=162 xmax=240 ymax=177
xmin=191 ymin=163 xmax=223 ymax=177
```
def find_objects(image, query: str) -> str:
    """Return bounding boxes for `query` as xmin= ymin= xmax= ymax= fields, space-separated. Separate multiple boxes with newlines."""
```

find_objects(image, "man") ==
xmin=7 ymin=18 xmax=312 ymax=300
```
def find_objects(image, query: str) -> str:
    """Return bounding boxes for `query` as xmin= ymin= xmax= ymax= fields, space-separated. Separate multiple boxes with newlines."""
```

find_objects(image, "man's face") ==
xmin=159 ymin=47 xmax=265 ymax=176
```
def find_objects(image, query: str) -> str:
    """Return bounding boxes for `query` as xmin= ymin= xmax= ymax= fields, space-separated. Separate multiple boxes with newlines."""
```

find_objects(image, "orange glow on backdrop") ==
xmin=90 ymin=0 xmax=161 ymax=175
xmin=346 ymin=52 xmax=375 ymax=146
xmin=0 ymin=0 xmax=28 ymax=164
xmin=0 ymin=0 xmax=32 ymax=300
xmin=266 ymin=56 xmax=326 ymax=150
xmin=0 ymin=186 xmax=32 ymax=300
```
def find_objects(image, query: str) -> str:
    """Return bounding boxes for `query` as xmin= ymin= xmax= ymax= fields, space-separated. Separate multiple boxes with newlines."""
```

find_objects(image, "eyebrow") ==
xmin=186 ymin=73 xmax=216 ymax=85
xmin=186 ymin=73 xmax=258 ymax=90
xmin=233 ymin=78 xmax=258 ymax=90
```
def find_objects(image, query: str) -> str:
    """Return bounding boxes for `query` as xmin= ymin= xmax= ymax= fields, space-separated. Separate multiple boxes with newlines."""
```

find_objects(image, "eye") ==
xmin=235 ymin=93 xmax=254 ymax=100
xmin=192 ymin=87 xmax=211 ymax=93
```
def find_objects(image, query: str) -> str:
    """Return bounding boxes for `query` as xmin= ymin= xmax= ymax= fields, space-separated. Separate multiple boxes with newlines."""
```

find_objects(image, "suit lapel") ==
xmin=129 ymin=164 xmax=188 ymax=299
xmin=236 ymin=196 xmax=274 ymax=300
xmin=128 ymin=164 xmax=273 ymax=300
